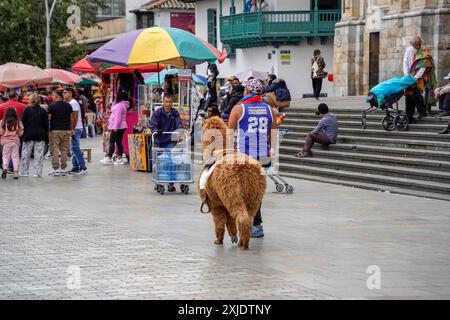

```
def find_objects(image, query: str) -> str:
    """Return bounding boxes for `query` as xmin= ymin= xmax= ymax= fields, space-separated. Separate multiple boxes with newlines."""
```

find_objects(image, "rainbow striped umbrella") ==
xmin=87 ymin=27 xmax=227 ymax=68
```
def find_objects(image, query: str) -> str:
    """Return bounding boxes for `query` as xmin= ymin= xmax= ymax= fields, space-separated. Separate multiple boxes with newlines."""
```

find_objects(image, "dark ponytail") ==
xmin=2 ymin=107 xmax=19 ymax=131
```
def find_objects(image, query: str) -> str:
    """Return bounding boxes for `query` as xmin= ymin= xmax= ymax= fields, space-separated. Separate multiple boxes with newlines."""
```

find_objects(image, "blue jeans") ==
xmin=71 ymin=129 xmax=86 ymax=170
xmin=86 ymin=124 xmax=96 ymax=138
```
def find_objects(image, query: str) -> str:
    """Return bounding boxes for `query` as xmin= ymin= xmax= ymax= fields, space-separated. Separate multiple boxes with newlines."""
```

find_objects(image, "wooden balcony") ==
xmin=70 ymin=17 xmax=126 ymax=45
xmin=220 ymin=9 xmax=341 ymax=48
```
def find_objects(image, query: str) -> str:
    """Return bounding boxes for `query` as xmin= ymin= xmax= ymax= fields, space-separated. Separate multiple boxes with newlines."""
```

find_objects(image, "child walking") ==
xmin=0 ymin=107 xmax=24 ymax=179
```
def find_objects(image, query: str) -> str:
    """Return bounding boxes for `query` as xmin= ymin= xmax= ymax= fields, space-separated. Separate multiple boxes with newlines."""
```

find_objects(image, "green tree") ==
xmin=0 ymin=0 xmax=106 ymax=69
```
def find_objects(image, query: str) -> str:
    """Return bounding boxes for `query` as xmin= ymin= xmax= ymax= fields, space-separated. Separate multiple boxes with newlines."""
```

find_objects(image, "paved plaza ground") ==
xmin=1 ymin=97 xmax=449 ymax=300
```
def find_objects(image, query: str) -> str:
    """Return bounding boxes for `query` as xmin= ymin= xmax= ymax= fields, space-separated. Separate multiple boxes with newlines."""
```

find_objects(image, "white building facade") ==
xmin=190 ymin=0 xmax=341 ymax=99
xmin=133 ymin=0 xmax=195 ymax=33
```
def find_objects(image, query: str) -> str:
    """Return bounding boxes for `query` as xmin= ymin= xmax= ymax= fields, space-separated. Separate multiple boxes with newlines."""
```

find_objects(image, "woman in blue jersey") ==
xmin=227 ymin=79 xmax=277 ymax=238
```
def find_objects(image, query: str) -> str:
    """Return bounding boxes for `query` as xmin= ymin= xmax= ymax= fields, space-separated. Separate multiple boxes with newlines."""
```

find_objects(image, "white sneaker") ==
xmin=77 ymin=168 xmax=88 ymax=175
xmin=19 ymin=173 xmax=29 ymax=177
xmin=114 ymin=158 xmax=125 ymax=165
xmin=100 ymin=157 xmax=113 ymax=165
xmin=49 ymin=169 xmax=60 ymax=176
xmin=33 ymin=174 xmax=41 ymax=178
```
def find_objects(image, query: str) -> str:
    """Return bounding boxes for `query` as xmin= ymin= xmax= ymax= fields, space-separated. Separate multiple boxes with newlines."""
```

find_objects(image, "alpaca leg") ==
xmin=226 ymin=214 xmax=238 ymax=244
xmin=235 ymin=208 xmax=252 ymax=250
xmin=211 ymin=208 xmax=227 ymax=245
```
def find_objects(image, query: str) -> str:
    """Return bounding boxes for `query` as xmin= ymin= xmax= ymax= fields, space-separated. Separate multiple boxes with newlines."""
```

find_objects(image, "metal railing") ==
xmin=220 ymin=9 xmax=341 ymax=40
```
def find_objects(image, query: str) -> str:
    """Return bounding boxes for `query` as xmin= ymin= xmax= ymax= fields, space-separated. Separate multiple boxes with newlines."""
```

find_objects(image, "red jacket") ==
xmin=0 ymin=100 xmax=27 ymax=120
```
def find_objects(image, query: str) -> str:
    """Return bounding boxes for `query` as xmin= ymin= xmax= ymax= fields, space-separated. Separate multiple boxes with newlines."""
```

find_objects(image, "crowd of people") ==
xmin=0 ymin=87 xmax=99 ymax=180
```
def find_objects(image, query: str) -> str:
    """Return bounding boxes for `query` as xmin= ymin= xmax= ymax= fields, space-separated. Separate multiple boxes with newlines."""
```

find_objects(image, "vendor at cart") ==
xmin=149 ymin=94 xmax=183 ymax=192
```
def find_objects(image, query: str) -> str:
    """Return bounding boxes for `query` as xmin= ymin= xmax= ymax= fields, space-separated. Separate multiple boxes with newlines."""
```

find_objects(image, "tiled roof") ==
xmin=141 ymin=0 xmax=195 ymax=10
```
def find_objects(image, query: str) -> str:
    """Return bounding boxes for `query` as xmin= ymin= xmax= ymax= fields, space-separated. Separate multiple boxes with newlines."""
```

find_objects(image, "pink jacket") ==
xmin=108 ymin=101 xmax=129 ymax=130
xmin=0 ymin=119 xmax=24 ymax=146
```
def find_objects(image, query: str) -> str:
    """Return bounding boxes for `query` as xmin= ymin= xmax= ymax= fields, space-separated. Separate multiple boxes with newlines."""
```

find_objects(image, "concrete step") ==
xmin=282 ymin=119 xmax=446 ymax=132
xmin=284 ymin=107 xmax=446 ymax=116
xmin=280 ymin=139 xmax=450 ymax=161
xmin=282 ymin=112 xmax=450 ymax=124
xmin=282 ymin=133 xmax=450 ymax=151
xmin=284 ymin=108 xmax=384 ymax=115
xmin=279 ymin=162 xmax=450 ymax=196
xmin=280 ymin=139 xmax=450 ymax=162
xmin=279 ymin=171 xmax=450 ymax=202
xmin=281 ymin=125 xmax=450 ymax=142
xmin=279 ymin=154 xmax=450 ymax=184
xmin=279 ymin=145 xmax=450 ymax=172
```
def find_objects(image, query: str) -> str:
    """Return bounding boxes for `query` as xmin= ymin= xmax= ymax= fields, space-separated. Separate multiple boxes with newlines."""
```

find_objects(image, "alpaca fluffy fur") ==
xmin=198 ymin=117 xmax=267 ymax=250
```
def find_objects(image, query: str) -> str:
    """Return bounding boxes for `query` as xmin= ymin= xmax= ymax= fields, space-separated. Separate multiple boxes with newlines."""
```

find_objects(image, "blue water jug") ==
xmin=157 ymin=152 xmax=171 ymax=181
xmin=175 ymin=163 xmax=186 ymax=181
xmin=168 ymin=156 xmax=176 ymax=181
xmin=184 ymin=163 xmax=191 ymax=181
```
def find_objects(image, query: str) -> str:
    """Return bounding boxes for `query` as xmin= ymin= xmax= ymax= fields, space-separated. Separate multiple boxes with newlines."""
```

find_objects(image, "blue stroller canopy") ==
xmin=368 ymin=75 xmax=416 ymax=106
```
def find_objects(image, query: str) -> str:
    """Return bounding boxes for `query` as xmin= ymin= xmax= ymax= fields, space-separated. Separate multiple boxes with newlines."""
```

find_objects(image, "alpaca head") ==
xmin=201 ymin=117 xmax=228 ymax=159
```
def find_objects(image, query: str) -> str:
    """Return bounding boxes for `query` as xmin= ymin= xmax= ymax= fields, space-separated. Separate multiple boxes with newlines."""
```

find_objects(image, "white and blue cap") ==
xmin=242 ymin=78 xmax=264 ymax=95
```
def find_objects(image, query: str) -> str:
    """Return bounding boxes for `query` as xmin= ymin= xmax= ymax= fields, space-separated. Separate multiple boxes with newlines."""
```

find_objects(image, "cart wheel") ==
xmin=154 ymin=184 xmax=158 ymax=191
xmin=394 ymin=115 xmax=409 ymax=131
xmin=160 ymin=187 xmax=165 ymax=195
xmin=183 ymin=185 xmax=189 ymax=195
xmin=285 ymin=185 xmax=294 ymax=194
xmin=275 ymin=183 xmax=284 ymax=193
xmin=361 ymin=110 xmax=367 ymax=130
xmin=382 ymin=116 xmax=396 ymax=131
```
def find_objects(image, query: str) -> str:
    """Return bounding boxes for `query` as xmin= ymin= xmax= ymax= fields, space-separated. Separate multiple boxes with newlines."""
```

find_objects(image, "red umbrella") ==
xmin=0 ymin=62 xmax=52 ymax=88
xmin=45 ymin=68 xmax=83 ymax=85
xmin=72 ymin=58 xmax=164 ymax=74
xmin=72 ymin=58 xmax=98 ymax=73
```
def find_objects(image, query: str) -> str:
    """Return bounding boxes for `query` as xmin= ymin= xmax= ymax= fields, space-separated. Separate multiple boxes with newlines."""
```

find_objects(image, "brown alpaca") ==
xmin=198 ymin=117 xmax=266 ymax=250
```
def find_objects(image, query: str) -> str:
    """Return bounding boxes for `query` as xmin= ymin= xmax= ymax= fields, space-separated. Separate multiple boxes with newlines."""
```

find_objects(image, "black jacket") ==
xmin=21 ymin=105 xmax=49 ymax=142
xmin=223 ymin=85 xmax=245 ymax=114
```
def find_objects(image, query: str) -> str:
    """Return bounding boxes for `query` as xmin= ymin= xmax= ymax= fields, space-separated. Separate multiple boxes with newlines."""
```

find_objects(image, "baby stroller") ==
xmin=362 ymin=75 xmax=417 ymax=131
xmin=266 ymin=128 xmax=294 ymax=194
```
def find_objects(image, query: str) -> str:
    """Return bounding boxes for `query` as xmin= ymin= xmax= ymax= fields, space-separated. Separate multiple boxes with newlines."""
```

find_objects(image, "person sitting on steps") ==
xmin=294 ymin=103 xmax=338 ymax=158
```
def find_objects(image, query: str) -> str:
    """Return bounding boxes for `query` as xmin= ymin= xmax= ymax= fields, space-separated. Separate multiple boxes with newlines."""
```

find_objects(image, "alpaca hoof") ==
xmin=238 ymin=240 xmax=243 ymax=247
xmin=214 ymin=239 xmax=223 ymax=245
xmin=230 ymin=235 xmax=238 ymax=244
xmin=240 ymin=245 xmax=249 ymax=250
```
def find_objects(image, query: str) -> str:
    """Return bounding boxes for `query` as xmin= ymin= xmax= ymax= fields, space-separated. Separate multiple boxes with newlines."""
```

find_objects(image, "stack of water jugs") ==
xmin=156 ymin=149 xmax=191 ymax=182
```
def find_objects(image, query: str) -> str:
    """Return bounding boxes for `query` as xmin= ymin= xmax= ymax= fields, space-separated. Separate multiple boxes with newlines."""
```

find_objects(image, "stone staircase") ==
xmin=278 ymin=107 xmax=450 ymax=201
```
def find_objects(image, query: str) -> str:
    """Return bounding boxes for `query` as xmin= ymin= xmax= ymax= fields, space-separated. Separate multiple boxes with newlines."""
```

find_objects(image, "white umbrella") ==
xmin=0 ymin=62 xmax=52 ymax=88
xmin=234 ymin=69 xmax=269 ymax=81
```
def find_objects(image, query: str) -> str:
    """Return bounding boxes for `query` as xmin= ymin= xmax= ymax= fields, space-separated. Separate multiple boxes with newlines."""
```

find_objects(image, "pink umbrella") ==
xmin=0 ymin=62 xmax=52 ymax=88
xmin=45 ymin=68 xmax=83 ymax=85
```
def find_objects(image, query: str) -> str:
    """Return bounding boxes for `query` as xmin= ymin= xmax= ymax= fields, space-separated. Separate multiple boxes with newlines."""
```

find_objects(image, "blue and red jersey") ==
xmin=236 ymin=94 xmax=273 ymax=160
